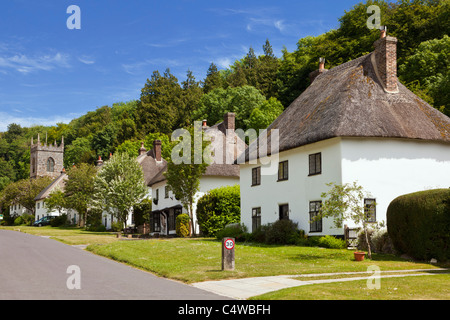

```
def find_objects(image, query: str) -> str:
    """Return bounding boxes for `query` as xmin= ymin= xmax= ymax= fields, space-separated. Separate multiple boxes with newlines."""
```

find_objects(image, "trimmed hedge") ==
xmin=196 ymin=185 xmax=240 ymax=237
xmin=387 ymin=189 xmax=450 ymax=261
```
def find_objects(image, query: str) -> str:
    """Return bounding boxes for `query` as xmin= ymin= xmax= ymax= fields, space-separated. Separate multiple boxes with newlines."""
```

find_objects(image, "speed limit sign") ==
xmin=224 ymin=238 xmax=235 ymax=250
xmin=222 ymin=237 xmax=235 ymax=271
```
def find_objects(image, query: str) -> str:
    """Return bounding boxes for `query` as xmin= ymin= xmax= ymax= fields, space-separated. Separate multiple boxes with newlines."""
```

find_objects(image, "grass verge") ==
xmin=249 ymin=274 xmax=450 ymax=300
xmin=86 ymin=237 xmax=445 ymax=283
xmin=0 ymin=226 xmax=118 ymax=245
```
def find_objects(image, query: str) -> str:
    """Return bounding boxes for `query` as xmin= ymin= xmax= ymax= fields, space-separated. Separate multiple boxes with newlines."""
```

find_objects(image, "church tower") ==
xmin=30 ymin=134 xmax=64 ymax=179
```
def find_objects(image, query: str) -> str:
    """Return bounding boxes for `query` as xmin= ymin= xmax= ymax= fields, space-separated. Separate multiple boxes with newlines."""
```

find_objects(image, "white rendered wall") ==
xmin=240 ymin=138 xmax=343 ymax=236
xmin=241 ymin=137 xmax=450 ymax=235
xmin=152 ymin=176 xmax=239 ymax=234
xmin=340 ymin=138 xmax=450 ymax=228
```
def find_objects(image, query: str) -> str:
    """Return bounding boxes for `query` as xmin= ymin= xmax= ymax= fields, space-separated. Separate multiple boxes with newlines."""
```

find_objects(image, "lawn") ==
xmin=86 ymin=237 xmax=445 ymax=283
xmin=0 ymin=226 xmax=119 ymax=245
xmin=250 ymin=274 xmax=450 ymax=300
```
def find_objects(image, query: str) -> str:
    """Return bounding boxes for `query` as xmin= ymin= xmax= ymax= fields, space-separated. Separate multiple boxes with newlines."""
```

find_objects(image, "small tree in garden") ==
xmin=165 ymin=125 xmax=210 ymax=236
xmin=93 ymin=153 xmax=148 ymax=230
xmin=316 ymin=181 xmax=375 ymax=259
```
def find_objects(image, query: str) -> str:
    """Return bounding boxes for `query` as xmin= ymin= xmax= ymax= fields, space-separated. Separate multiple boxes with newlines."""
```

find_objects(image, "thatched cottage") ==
xmin=144 ymin=113 xmax=245 ymax=236
xmin=238 ymin=29 xmax=450 ymax=236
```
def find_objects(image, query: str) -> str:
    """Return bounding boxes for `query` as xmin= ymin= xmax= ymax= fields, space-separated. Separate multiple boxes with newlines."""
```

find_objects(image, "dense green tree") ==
xmin=63 ymin=163 xmax=97 ymax=227
xmin=248 ymin=97 xmax=284 ymax=132
xmin=193 ymin=85 xmax=276 ymax=131
xmin=180 ymin=69 xmax=204 ymax=128
xmin=203 ymin=63 xmax=224 ymax=93
xmin=91 ymin=123 xmax=118 ymax=160
xmin=0 ymin=176 xmax=52 ymax=216
xmin=137 ymin=69 xmax=184 ymax=135
xmin=65 ymin=136 xmax=95 ymax=167
xmin=399 ymin=35 xmax=450 ymax=115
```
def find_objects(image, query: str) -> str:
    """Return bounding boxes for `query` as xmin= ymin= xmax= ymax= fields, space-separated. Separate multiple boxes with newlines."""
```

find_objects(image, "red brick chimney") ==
xmin=153 ymin=140 xmax=162 ymax=162
xmin=224 ymin=112 xmax=235 ymax=132
xmin=373 ymin=26 xmax=398 ymax=93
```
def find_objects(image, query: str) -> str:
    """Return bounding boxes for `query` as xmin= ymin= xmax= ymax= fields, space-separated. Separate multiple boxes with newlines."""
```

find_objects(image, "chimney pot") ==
xmin=380 ymin=26 xmax=387 ymax=38
xmin=96 ymin=156 xmax=103 ymax=167
xmin=309 ymin=57 xmax=328 ymax=83
xmin=139 ymin=142 xmax=147 ymax=156
xmin=319 ymin=57 xmax=325 ymax=70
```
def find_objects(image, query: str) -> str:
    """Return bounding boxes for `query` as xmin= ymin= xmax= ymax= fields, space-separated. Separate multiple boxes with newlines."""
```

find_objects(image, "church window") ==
xmin=47 ymin=158 xmax=55 ymax=172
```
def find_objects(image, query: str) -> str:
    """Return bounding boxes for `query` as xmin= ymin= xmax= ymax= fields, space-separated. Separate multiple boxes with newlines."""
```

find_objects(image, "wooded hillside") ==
xmin=0 ymin=0 xmax=448 ymax=192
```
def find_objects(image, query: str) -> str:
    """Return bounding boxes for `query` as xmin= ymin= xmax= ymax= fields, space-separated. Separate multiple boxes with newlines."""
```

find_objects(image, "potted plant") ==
xmin=354 ymin=251 xmax=366 ymax=261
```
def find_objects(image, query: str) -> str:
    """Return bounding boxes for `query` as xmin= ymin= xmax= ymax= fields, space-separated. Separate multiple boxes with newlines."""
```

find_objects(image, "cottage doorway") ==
xmin=279 ymin=204 xmax=289 ymax=220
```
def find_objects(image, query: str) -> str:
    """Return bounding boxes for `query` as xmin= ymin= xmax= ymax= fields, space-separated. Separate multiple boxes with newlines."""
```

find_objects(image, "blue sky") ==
xmin=0 ymin=0 xmax=364 ymax=132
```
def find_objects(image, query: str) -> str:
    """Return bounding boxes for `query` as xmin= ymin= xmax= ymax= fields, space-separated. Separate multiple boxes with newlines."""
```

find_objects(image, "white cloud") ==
xmin=216 ymin=57 xmax=232 ymax=69
xmin=122 ymin=58 xmax=182 ymax=75
xmin=78 ymin=56 xmax=95 ymax=65
xmin=0 ymin=112 xmax=74 ymax=132
xmin=0 ymin=52 xmax=71 ymax=74
xmin=246 ymin=18 xmax=286 ymax=33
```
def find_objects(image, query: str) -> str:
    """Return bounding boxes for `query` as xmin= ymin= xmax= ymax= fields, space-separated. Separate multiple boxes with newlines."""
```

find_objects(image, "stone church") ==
xmin=30 ymin=134 xmax=64 ymax=179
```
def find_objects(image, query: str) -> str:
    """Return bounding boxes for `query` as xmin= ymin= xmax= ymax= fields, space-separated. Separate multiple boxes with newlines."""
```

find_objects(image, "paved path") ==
xmin=0 ymin=230 xmax=229 ymax=300
xmin=192 ymin=269 xmax=449 ymax=300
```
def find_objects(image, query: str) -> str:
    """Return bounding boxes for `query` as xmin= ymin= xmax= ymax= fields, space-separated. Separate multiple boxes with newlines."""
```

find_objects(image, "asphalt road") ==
xmin=0 ymin=229 xmax=229 ymax=300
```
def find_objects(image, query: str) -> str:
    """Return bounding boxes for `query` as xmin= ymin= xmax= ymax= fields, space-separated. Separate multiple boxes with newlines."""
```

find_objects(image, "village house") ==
xmin=143 ymin=113 xmax=245 ymax=236
xmin=237 ymin=28 xmax=450 ymax=236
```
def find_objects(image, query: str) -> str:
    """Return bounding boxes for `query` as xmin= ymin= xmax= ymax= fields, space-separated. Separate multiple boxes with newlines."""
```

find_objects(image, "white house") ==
xmin=33 ymin=170 xmax=80 ymax=224
xmin=238 ymin=30 xmax=450 ymax=236
xmin=146 ymin=113 xmax=245 ymax=236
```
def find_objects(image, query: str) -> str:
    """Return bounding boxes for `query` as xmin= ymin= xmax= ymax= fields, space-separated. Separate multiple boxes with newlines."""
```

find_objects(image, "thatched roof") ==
xmin=239 ymin=52 xmax=450 ymax=163
xmin=137 ymin=148 xmax=167 ymax=186
xmin=148 ymin=116 xmax=244 ymax=187
xmin=34 ymin=172 xmax=67 ymax=201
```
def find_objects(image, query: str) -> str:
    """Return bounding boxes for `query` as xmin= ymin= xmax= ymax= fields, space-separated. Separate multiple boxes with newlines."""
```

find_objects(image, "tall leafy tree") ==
xmin=64 ymin=163 xmax=97 ymax=227
xmin=193 ymin=85 xmax=273 ymax=131
xmin=180 ymin=69 xmax=204 ymax=128
xmin=0 ymin=176 xmax=52 ymax=216
xmin=93 ymin=152 xmax=147 ymax=230
xmin=203 ymin=63 xmax=224 ymax=93
xmin=137 ymin=69 xmax=184 ymax=135
xmin=165 ymin=126 xmax=210 ymax=236
xmin=399 ymin=35 xmax=450 ymax=115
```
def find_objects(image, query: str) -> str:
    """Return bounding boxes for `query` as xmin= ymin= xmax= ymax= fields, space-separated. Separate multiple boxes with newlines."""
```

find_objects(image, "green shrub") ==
xmin=51 ymin=214 xmax=68 ymax=227
xmin=196 ymin=185 xmax=240 ymax=237
xmin=111 ymin=221 xmax=123 ymax=232
xmin=265 ymin=219 xmax=302 ymax=245
xmin=176 ymin=214 xmax=190 ymax=238
xmin=22 ymin=214 xmax=35 ymax=226
xmin=215 ymin=223 xmax=249 ymax=242
xmin=14 ymin=216 xmax=24 ymax=226
xmin=317 ymin=235 xmax=346 ymax=249
xmin=357 ymin=228 xmax=395 ymax=254
xmin=387 ymin=189 xmax=450 ymax=261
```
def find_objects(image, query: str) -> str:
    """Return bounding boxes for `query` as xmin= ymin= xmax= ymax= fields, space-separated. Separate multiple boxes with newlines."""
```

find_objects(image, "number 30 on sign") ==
xmin=224 ymin=239 xmax=235 ymax=250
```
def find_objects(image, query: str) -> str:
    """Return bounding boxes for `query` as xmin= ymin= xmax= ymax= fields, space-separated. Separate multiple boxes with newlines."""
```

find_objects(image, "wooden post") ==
xmin=222 ymin=238 xmax=235 ymax=271
xmin=344 ymin=225 xmax=349 ymax=247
